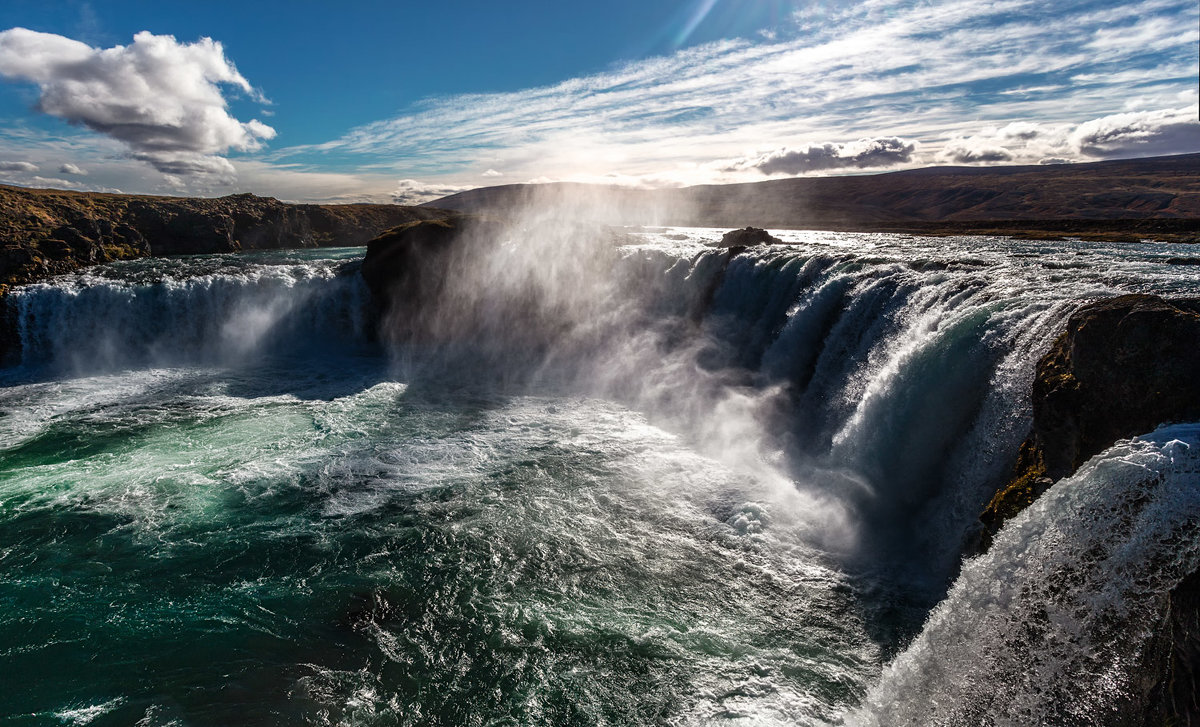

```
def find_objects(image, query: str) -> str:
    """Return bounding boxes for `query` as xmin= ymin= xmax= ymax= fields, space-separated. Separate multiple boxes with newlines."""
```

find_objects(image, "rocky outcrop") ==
xmin=718 ymin=227 xmax=781 ymax=247
xmin=362 ymin=214 xmax=483 ymax=309
xmin=1141 ymin=570 xmax=1200 ymax=725
xmin=982 ymin=294 xmax=1200 ymax=535
xmin=977 ymin=293 xmax=1200 ymax=726
xmin=0 ymin=184 xmax=450 ymax=287
xmin=0 ymin=184 xmax=454 ymax=365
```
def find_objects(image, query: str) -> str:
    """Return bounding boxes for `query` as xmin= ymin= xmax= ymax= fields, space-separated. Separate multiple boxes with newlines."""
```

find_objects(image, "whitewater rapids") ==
xmin=1 ymin=230 xmax=1197 ymax=725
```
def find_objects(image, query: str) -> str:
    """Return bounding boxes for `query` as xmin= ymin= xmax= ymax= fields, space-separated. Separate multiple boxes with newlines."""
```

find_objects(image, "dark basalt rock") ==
xmin=1035 ymin=294 xmax=1200 ymax=479
xmin=718 ymin=227 xmax=781 ymax=247
xmin=982 ymin=294 xmax=1200 ymax=537
xmin=1142 ymin=570 xmax=1200 ymax=725
xmin=976 ymin=293 xmax=1200 ymax=726
xmin=0 ymin=288 xmax=15 ymax=366
xmin=0 ymin=184 xmax=450 ymax=288
xmin=361 ymin=214 xmax=491 ymax=309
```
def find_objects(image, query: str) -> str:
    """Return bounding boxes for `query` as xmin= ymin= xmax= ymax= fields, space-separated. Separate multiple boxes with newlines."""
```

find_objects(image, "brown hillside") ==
xmin=428 ymin=153 xmax=1200 ymax=241
xmin=0 ymin=184 xmax=450 ymax=287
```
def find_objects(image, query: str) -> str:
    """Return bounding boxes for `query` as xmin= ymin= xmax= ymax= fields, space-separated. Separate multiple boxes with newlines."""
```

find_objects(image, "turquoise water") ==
xmin=0 ymin=359 xmax=875 ymax=725
xmin=3 ymin=233 xmax=1199 ymax=725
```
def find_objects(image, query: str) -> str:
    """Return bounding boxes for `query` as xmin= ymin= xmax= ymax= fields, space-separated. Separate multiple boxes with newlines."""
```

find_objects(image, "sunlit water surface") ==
xmin=2 ymin=231 xmax=1198 ymax=725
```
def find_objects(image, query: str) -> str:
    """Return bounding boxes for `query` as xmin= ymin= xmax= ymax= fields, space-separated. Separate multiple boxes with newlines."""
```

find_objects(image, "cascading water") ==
xmin=851 ymin=423 xmax=1200 ymax=727
xmin=1 ymin=225 xmax=1198 ymax=725
xmin=7 ymin=247 xmax=372 ymax=372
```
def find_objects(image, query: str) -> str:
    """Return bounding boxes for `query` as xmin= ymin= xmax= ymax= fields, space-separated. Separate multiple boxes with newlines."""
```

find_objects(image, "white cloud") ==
xmin=482 ymin=168 xmax=503 ymax=177
xmin=0 ymin=160 xmax=37 ymax=172
xmin=935 ymin=104 xmax=1200 ymax=165
xmin=937 ymin=141 xmax=1015 ymax=164
xmin=1070 ymin=105 xmax=1200 ymax=158
xmin=0 ymin=28 xmax=273 ymax=181
xmin=265 ymin=0 xmax=1195 ymax=192
xmin=390 ymin=179 xmax=473 ymax=205
xmin=29 ymin=176 xmax=75 ymax=188
xmin=723 ymin=137 xmax=917 ymax=175
xmin=58 ymin=162 xmax=87 ymax=175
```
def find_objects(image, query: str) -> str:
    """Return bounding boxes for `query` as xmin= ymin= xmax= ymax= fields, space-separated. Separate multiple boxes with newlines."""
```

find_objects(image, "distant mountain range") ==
xmin=426 ymin=153 xmax=1200 ymax=241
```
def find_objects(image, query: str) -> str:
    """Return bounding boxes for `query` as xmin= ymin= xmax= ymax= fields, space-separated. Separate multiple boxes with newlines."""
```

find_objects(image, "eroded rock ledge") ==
xmin=978 ymin=293 xmax=1200 ymax=725
xmin=982 ymin=294 xmax=1200 ymax=535
xmin=0 ymin=184 xmax=454 ymax=365
xmin=0 ymin=184 xmax=450 ymax=288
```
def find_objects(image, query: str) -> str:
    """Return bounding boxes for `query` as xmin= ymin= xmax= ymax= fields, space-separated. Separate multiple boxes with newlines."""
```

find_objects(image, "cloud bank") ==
xmin=284 ymin=0 xmax=1197 ymax=189
xmin=0 ymin=28 xmax=273 ymax=182
xmin=0 ymin=160 xmax=37 ymax=173
xmin=724 ymin=137 xmax=917 ymax=175
xmin=390 ymin=179 xmax=473 ymax=205
xmin=1072 ymin=106 xmax=1200 ymax=158
xmin=938 ymin=105 xmax=1200 ymax=165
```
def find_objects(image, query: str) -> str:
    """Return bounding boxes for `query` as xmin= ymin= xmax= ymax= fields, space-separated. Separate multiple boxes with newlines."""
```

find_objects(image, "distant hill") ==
xmin=0 ymin=185 xmax=451 ymax=287
xmin=426 ymin=154 xmax=1200 ymax=240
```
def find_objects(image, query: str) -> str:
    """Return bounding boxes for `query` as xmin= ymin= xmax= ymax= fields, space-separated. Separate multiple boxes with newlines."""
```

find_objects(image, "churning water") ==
xmin=1 ymin=230 xmax=1198 ymax=725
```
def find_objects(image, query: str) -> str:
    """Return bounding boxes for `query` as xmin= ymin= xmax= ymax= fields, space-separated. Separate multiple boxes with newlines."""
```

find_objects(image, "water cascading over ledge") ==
xmin=4 ymin=218 xmax=1200 ymax=723
xmin=362 ymin=217 xmax=1191 ymax=588
xmin=7 ymin=221 xmax=1196 ymax=593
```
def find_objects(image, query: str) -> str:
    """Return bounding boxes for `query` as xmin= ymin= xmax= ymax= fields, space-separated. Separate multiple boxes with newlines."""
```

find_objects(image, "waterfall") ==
xmin=693 ymin=248 xmax=1075 ymax=578
xmin=7 ymin=253 xmax=372 ymax=372
xmin=3 ymin=227 xmax=1199 ymax=723
xmin=850 ymin=423 xmax=1200 ymax=726
xmin=6 ymin=228 xmax=1191 ymax=596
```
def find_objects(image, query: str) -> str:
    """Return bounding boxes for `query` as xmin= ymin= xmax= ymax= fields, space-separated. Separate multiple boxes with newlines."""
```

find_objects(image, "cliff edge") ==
xmin=978 ymin=293 xmax=1200 ymax=725
xmin=982 ymin=294 xmax=1200 ymax=533
xmin=0 ymin=184 xmax=451 ymax=289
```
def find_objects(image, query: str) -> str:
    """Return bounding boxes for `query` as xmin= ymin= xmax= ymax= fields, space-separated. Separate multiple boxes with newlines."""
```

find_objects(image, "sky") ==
xmin=0 ymin=0 xmax=1194 ymax=203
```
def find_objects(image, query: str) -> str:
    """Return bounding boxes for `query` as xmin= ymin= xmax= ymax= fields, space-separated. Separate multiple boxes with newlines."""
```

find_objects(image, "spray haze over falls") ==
xmin=2 ymin=199 xmax=1200 ymax=724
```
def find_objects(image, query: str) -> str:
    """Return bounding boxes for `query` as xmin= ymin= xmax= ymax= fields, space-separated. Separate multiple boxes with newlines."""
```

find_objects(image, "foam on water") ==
xmin=0 ymin=364 xmax=876 ymax=725
xmin=851 ymin=424 xmax=1200 ymax=726
xmin=2 ymin=228 xmax=1199 ymax=724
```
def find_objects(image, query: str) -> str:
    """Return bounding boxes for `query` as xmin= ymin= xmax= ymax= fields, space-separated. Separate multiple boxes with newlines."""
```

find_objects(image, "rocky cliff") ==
xmin=982 ymin=294 xmax=1200 ymax=533
xmin=0 ymin=184 xmax=451 ymax=289
xmin=976 ymin=293 xmax=1200 ymax=725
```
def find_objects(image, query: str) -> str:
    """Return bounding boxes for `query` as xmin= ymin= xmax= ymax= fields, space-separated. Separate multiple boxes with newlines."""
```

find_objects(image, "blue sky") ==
xmin=0 ymin=0 xmax=1195 ymax=202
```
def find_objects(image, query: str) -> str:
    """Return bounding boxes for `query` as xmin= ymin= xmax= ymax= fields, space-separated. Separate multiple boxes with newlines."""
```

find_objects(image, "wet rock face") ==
xmin=975 ymin=293 xmax=1200 ymax=725
xmin=361 ymin=215 xmax=476 ymax=311
xmin=1142 ymin=570 xmax=1200 ymax=725
xmin=983 ymin=294 xmax=1200 ymax=534
xmin=718 ymin=227 xmax=781 ymax=247
xmin=1033 ymin=294 xmax=1200 ymax=480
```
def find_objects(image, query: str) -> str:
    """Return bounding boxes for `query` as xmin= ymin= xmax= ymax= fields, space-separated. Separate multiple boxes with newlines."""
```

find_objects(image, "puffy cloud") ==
xmin=724 ymin=137 xmax=917 ymax=175
xmin=390 ymin=179 xmax=474 ymax=205
xmin=0 ymin=28 xmax=274 ymax=180
xmin=132 ymin=151 xmax=236 ymax=179
xmin=482 ymin=168 xmax=504 ymax=177
xmin=994 ymin=121 xmax=1044 ymax=141
xmin=937 ymin=142 xmax=1015 ymax=164
xmin=29 ymin=176 xmax=75 ymax=188
xmin=0 ymin=160 xmax=37 ymax=172
xmin=58 ymin=162 xmax=87 ymax=175
xmin=934 ymin=105 xmax=1200 ymax=166
xmin=1070 ymin=106 xmax=1200 ymax=158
